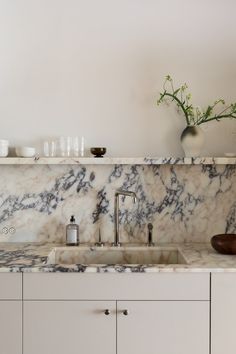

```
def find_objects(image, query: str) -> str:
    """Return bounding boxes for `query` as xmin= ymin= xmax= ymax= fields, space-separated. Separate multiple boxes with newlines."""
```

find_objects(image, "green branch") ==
xmin=199 ymin=113 xmax=236 ymax=124
xmin=159 ymin=92 xmax=191 ymax=126
xmin=157 ymin=75 xmax=236 ymax=127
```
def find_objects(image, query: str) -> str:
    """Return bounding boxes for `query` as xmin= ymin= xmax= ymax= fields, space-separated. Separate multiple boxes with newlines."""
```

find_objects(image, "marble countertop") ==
xmin=1 ymin=242 xmax=236 ymax=273
xmin=0 ymin=157 xmax=236 ymax=165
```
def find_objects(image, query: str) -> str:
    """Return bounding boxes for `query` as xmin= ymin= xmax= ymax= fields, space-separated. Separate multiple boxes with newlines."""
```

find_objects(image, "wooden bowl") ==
xmin=211 ymin=234 xmax=236 ymax=255
xmin=90 ymin=147 xmax=107 ymax=158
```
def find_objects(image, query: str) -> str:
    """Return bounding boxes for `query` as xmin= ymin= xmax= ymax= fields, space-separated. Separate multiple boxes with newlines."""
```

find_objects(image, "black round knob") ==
xmin=123 ymin=309 xmax=129 ymax=316
xmin=104 ymin=309 xmax=110 ymax=315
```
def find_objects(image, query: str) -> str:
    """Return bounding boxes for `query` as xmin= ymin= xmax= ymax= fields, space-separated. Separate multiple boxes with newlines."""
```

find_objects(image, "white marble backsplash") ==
xmin=0 ymin=163 xmax=235 ymax=243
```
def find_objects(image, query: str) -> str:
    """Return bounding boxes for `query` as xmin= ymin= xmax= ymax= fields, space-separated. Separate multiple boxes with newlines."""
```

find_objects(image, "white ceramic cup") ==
xmin=15 ymin=147 xmax=36 ymax=157
xmin=0 ymin=140 xmax=9 ymax=157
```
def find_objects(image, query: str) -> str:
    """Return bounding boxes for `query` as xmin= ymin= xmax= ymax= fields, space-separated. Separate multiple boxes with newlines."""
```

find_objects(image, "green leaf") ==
xmin=173 ymin=89 xmax=180 ymax=96
xmin=205 ymin=106 xmax=212 ymax=117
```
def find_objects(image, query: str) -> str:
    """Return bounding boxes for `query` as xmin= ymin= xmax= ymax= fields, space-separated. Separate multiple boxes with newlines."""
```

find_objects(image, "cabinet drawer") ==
xmin=23 ymin=273 xmax=209 ymax=300
xmin=0 ymin=273 xmax=22 ymax=300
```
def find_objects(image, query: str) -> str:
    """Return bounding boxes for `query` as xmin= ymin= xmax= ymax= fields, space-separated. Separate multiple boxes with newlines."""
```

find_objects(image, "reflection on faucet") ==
xmin=113 ymin=190 xmax=137 ymax=247
xmin=147 ymin=223 xmax=154 ymax=247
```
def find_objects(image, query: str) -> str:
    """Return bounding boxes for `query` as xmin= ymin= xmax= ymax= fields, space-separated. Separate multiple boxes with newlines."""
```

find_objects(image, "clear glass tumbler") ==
xmin=73 ymin=137 xmax=80 ymax=157
xmin=80 ymin=136 xmax=85 ymax=157
xmin=58 ymin=136 xmax=85 ymax=157
xmin=59 ymin=136 xmax=72 ymax=157
xmin=43 ymin=141 xmax=57 ymax=157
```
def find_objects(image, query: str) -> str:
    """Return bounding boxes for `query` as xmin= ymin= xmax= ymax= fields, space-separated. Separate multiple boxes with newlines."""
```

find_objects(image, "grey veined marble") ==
xmin=0 ymin=164 xmax=236 ymax=243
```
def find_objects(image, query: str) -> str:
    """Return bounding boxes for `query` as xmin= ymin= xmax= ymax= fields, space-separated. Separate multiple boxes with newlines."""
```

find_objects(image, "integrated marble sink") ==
xmin=46 ymin=246 xmax=187 ymax=266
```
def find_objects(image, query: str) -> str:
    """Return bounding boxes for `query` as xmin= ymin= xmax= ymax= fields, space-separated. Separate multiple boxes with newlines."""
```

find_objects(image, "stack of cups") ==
xmin=0 ymin=140 xmax=9 ymax=157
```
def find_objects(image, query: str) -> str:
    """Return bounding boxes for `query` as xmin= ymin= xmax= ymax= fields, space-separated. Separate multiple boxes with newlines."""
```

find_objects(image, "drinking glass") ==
xmin=43 ymin=141 xmax=56 ymax=157
xmin=58 ymin=136 xmax=85 ymax=157
xmin=73 ymin=137 xmax=80 ymax=157
xmin=80 ymin=136 xmax=85 ymax=157
xmin=59 ymin=137 xmax=72 ymax=157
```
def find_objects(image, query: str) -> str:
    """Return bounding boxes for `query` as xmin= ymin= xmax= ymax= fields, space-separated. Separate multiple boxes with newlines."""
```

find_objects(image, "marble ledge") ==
xmin=0 ymin=157 xmax=235 ymax=165
xmin=1 ymin=243 xmax=236 ymax=273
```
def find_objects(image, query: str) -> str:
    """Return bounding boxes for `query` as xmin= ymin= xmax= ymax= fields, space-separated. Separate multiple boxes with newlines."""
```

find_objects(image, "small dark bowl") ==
xmin=211 ymin=234 xmax=236 ymax=255
xmin=90 ymin=147 xmax=107 ymax=158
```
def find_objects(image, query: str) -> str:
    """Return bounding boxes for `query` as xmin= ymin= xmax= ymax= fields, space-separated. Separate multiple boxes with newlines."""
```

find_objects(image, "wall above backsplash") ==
xmin=0 ymin=0 xmax=236 ymax=156
xmin=0 ymin=163 xmax=235 ymax=244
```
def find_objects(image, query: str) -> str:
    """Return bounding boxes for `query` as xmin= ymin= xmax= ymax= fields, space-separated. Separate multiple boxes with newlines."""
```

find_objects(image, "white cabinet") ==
xmin=0 ymin=274 xmax=22 ymax=354
xmin=23 ymin=273 xmax=210 ymax=300
xmin=23 ymin=273 xmax=210 ymax=354
xmin=211 ymin=273 xmax=236 ymax=354
xmin=0 ymin=273 xmax=210 ymax=354
xmin=0 ymin=301 xmax=22 ymax=354
xmin=23 ymin=299 xmax=209 ymax=354
xmin=24 ymin=301 xmax=116 ymax=354
xmin=117 ymin=301 xmax=209 ymax=354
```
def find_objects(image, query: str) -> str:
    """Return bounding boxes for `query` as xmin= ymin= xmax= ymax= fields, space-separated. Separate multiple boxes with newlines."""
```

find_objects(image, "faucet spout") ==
xmin=115 ymin=190 xmax=137 ymax=200
xmin=113 ymin=190 xmax=137 ymax=247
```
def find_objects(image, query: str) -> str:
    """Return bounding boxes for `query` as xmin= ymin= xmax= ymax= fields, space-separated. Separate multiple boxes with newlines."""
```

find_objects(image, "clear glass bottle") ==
xmin=66 ymin=216 xmax=79 ymax=246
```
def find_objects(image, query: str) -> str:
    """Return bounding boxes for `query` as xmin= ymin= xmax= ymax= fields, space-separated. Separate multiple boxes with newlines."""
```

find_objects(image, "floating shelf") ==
xmin=0 ymin=157 xmax=235 ymax=165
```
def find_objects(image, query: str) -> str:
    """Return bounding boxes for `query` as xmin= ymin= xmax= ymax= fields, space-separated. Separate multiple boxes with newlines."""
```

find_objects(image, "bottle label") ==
xmin=67 ymin=229 xmax=78 ymax=244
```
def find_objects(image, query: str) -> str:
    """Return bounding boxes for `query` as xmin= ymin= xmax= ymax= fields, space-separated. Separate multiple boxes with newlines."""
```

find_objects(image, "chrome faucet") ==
xmin=113 ymin=190 xmax=137 ymax=247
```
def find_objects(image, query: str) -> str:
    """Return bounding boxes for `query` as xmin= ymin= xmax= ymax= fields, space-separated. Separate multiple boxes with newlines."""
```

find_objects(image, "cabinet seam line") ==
xmin=209 ymin=273 xmax=212 ymax=354
xmin=22 ymin=273 xmax=24 ymax=354
xmin=116 ymin=300 xmax=118 ymax=354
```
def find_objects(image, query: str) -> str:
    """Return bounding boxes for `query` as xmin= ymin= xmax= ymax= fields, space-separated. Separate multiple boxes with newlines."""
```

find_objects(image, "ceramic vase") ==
xmin=180 ymin=126 xmax=204 ymax=157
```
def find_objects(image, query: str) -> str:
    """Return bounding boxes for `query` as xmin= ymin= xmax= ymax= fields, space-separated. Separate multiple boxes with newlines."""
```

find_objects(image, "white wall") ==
xmin=0 ymin=0 xmax=236 ymax=157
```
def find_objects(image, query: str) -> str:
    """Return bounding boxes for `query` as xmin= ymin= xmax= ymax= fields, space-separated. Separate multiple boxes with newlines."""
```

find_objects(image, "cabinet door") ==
xmin=24 ymin=301 xmax=116 ymax=354
xmin=117 ymin=301 xmax=209 ymax=354
xmin=0 ymin=301 xmax=22 ymax=354
xmin=211 ymin=273 xmax=236 ymax=354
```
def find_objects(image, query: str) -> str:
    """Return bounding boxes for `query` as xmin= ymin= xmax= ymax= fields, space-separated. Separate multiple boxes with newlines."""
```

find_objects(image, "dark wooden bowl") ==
xmin=211 ymin=234 xmax=236 ymax=255
xmin=90 ymin=147 xmax=107 ymax=158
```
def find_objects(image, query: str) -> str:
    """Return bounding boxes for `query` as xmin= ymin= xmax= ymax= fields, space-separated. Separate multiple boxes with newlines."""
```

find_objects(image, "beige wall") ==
xmin=0 ymin=0 xmax=236 ymax=157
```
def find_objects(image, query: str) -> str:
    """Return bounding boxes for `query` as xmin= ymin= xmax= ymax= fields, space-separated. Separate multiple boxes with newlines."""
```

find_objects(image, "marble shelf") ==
xmin=0 ymin=157 xmax=235 ymax=165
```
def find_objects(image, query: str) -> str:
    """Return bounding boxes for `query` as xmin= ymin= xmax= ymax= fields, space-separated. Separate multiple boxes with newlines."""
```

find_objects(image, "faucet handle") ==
xmin=147 ymin=223 xmax=154 ymax=247
xmin=95 ymin=229 xmax=104 ymax=247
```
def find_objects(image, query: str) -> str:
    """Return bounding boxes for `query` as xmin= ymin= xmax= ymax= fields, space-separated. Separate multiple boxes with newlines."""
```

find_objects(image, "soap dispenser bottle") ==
xmin=66 ymin=216 xmax=79 ymax=246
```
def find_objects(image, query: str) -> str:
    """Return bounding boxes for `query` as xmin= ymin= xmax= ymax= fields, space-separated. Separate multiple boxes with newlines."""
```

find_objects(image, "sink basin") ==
xmin=46 ymin=246 xmax=187 ymax=266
